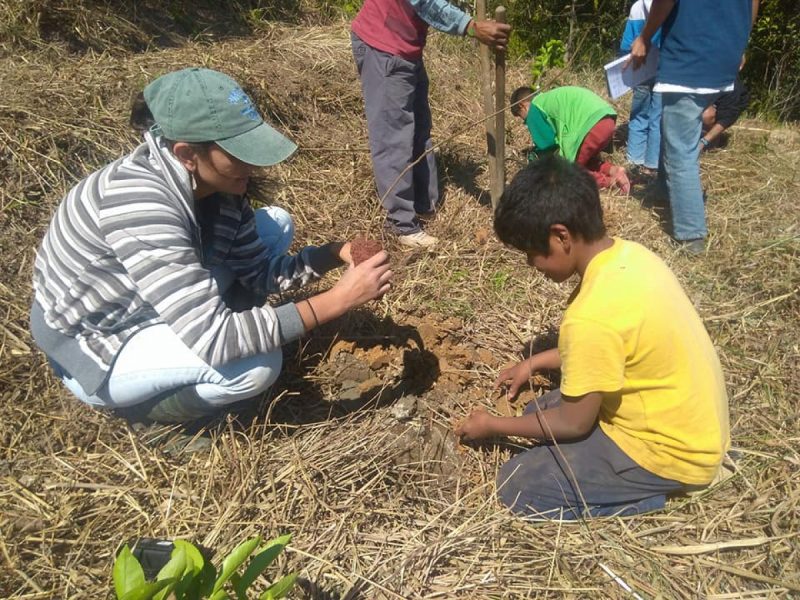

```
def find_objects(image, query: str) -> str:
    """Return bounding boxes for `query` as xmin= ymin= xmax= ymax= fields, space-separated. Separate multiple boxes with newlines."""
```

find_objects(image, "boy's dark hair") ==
xmin=510 ymin=86 xmax=536 ymax=117
xmin=494 ymin=154 xmax=605 ymax=255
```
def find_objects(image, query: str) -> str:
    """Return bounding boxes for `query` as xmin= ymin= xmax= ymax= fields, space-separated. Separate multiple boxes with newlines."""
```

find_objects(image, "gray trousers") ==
xmin=497 ymin=390 xmax=686 ymax=519
xmin=351 ymin=33 xmax=439 ymax=234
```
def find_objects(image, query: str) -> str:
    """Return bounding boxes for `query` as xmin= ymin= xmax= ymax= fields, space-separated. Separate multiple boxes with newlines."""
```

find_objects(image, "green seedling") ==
xmin=113 ymin=534 xmax=296 ymax=600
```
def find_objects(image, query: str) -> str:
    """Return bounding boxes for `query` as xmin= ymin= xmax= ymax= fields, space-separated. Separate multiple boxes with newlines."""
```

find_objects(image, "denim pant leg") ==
xmin=63 ymin=324 xmax=283 ymax=423
xmin=645 ymin=90 xmax=662 ymax=170
xmin=496 ymin=390 xmax=684 ymax=520
xmin=352 ymin=33 xmax=422 ymax=234
xmin=628 ymin=84 xmax=662 ymax=170
xmin=661 ymin=92 xmax=714 ymax=241
xmin=411 ymin=62 xmax=439 ymax=214
xmin=627 ymin=84 xmax=651 ymax=166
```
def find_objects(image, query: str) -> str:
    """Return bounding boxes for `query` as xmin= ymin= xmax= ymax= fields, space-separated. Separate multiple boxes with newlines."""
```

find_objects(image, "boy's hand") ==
xmin=455 ymin=408 xmax=495 ymax=441
xmin=494 ymin=359 xmax=533 ymax=399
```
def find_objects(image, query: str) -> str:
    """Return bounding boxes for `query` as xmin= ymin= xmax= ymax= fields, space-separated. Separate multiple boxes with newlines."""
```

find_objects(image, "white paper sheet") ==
xmin=604 ymin=48 xmax=660 ymax=100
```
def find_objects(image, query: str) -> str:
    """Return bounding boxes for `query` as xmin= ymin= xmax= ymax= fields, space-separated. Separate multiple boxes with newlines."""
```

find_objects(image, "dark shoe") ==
xmin=130 ymin=422 xmax=213 ymax=455
xmin=674 ymin=238 xmax=706 ymax=256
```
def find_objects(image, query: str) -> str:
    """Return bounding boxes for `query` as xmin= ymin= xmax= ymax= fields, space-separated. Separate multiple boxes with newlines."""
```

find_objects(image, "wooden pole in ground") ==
xmin=492 ymin=5 xmax=507 ymax=209
xmin=476 ymin=0 xmax=496 ymax=206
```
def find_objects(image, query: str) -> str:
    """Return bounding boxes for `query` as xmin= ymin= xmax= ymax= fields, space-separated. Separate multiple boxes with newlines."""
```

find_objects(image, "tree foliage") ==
xmin=2 ymin=0 xmax=798 ymax=120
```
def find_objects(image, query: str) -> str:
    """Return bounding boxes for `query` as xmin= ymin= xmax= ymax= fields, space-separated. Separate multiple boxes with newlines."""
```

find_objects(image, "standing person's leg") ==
xmin=496 ymin=390 xmax=684 ymax=519
xmin=660 ymin=92 xmax=713 ymax=243
xmin=60 ymin=324 xmax=283 ymax=423
xmin=351 ymin=33 xmax=421 ymax=235
xmin=645 ymin=88 xmax=662 ymax=170
xmin=626 ymin=84 xmax=651 ymax=166
xmin=575 ymin=117 xmax=619 ymax=190
xmin=411 ymin=61 xmax=439 ymax=215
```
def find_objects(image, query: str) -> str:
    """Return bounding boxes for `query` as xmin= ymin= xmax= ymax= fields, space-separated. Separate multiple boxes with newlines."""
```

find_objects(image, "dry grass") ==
xmin=1 ymin=18 xmax=799 ymax=600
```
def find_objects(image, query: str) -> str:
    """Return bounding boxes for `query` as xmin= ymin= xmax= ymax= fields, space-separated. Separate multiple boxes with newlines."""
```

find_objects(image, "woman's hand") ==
xmin=331 ymin=250 xmax=392 ymax=309
xmin=338 ymin=241 xmax=353 ymax=265
xmin=455 ymin=408 xmax=495 ymax=441
xmin=494 ymin=359 xmax=533 ymax=400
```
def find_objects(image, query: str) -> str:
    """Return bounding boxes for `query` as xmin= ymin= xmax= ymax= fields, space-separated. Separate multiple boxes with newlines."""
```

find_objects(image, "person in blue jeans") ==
xmin=629 ymin=0 xmax=758 ymax=254
xmin=31 ymin=68 xmax=393 ymax=424
xmin=620 ymin=0 xmax=662 ymax=173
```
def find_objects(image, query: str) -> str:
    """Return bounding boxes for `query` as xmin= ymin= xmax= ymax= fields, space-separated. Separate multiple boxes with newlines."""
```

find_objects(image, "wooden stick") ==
xmin=477 ymin=0 xmax=496 ymax=204
xmin=492 ymin=6 xmax=507 ymax=209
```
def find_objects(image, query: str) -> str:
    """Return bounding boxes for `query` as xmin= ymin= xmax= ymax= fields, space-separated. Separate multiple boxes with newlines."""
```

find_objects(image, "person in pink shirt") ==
xmin=351 ymin=0 xmax=510 ymax=248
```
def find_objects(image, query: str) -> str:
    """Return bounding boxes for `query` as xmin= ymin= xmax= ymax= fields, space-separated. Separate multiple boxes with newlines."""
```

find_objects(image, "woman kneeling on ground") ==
xmin=31 ymin=67 xmax=392 ymax=424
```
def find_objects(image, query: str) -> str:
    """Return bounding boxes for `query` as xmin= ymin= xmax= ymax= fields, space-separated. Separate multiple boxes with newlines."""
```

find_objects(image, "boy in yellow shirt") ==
xmin=457 ymin=155 xmax=729 ymax=519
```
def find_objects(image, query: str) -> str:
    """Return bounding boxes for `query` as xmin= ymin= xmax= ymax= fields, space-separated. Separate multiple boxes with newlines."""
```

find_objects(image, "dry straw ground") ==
xmin=1 ymin=16 xmax=799 ymax=600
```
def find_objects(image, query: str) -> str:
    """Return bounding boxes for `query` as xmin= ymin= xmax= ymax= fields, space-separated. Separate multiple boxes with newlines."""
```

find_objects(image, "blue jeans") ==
xmin=496 ymin=390 xmax=684 ymax=520
xmin=351 ymin=33 xmax=439 ymax=234
xmin=627 ymin=83 xmax=661 ymax=170
xmin=60 ymin=206 xmax=295 ymax=423
xmin=660 ymin=92 xmax=715 ymax=241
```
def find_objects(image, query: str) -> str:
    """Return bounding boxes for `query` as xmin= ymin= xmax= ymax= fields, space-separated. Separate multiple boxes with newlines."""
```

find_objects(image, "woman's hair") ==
xmin=129 ymin=91 xmax=212 ymax=155
xmin=129 ymin=92 xmax=156 ymax=133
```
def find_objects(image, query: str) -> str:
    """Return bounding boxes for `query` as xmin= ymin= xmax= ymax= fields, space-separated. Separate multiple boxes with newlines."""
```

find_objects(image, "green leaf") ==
xmin=172 ymin=540 xmax=205 ymax=599
xmin=173 ymin=540 xmax=205 ymax=575
xmin=120 ymin=579 xmax=175 ymax=600
xmin=114 ymin=546 xmax=146 ymax=599
xmin=152 ymin=544 xmax=188 ymax=600
xmin=259 ymin=573 xmax=297 ymax=600
xmin=209 ymin=591 xmax=230 ymax=600
xmin=186 ymin=561 xmax=217 ymax=598
xmin=211 ymin=536 xmax=261 ymax=595
xmin=234 ymin=535 xmax=291 ymax=598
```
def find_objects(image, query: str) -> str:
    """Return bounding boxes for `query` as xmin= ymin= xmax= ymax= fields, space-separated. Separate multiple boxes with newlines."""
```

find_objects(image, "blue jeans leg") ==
xmin=660 ymin=92 xmax=714 ymax=241
xmin=626 ymin=85 xmax=650 ymax=166
xmin=627 ymin=84 xmax=662 ymax=171
xmin=645 ymin=90 xmax=662 ymax=170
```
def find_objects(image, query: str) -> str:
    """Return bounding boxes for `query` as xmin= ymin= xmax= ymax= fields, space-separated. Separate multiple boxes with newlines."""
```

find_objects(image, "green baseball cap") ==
xmin=143 ymin=67 xmax=297 ymax=167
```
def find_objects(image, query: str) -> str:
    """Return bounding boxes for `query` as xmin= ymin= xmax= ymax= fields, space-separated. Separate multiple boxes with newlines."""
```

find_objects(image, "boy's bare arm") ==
xmin=456 ymin=391 xmax=603 ymax=441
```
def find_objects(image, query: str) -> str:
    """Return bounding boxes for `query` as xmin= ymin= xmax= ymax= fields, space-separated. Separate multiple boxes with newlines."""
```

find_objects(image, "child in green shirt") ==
xmin=511 ymin=86 xmax=630 ymax=194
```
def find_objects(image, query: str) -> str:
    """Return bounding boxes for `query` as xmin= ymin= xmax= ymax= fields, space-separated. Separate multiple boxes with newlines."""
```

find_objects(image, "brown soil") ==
xmin=350 ymin=235 xmax=384 ymax=265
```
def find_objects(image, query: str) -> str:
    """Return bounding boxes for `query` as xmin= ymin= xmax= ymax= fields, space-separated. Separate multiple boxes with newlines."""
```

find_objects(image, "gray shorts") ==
xmin=497 ymin=390 xmax=685 ymax=520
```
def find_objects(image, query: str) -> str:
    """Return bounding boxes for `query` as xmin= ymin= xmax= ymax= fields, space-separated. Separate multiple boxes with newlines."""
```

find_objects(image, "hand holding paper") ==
xmin=604 ymin=47 xmax=659 ymax=100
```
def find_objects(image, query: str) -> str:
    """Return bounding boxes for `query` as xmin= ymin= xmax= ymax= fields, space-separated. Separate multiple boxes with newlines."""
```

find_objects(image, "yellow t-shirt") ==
xmin=558 ymin=239 xmax=729 ymax=485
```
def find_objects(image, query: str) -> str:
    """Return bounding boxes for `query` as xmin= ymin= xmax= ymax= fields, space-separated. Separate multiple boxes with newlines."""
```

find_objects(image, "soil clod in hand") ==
xmin=351 ymin=235 xmax=384 ymax=266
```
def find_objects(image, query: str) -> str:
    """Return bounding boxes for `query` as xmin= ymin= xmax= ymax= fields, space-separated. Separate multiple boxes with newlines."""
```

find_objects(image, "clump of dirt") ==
xmin=351 ymin=235 xmax=384 ymax=265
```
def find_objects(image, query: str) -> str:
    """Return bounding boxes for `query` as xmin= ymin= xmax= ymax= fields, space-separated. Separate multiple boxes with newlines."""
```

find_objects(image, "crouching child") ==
xmin=456 ymin=155 xmax=729 ymax=519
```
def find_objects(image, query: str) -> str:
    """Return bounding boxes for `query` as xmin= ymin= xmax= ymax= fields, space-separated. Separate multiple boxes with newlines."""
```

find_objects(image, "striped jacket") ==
xmin=32 ymin=133 xmax=338 ymax=394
